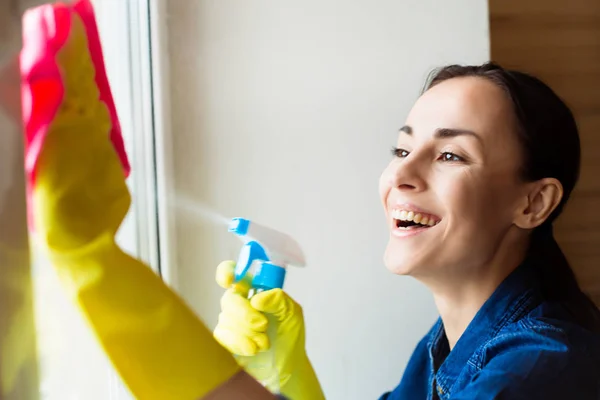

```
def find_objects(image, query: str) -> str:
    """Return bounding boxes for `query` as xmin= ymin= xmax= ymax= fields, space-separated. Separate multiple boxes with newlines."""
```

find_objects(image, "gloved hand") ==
xmin=22 ymin=2 xmax=242 ymax=399
xmin=213 ymin=261 xmax=325 ymax=400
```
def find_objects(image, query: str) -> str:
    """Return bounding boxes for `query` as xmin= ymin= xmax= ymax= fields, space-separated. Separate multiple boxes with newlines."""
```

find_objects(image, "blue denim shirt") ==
xmin=380 ymin=260 xmax=600 ymax=399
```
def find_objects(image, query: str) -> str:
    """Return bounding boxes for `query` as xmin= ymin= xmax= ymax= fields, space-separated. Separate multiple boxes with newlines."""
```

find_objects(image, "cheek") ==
xmin=437 ymin=169 xmax=517 ymax=228
xmin=437 ymin=173 xmax=479 ymax=218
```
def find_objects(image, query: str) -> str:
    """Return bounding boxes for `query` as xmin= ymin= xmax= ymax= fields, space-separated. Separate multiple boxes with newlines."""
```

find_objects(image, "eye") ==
xmin=391 ymin=147 xmax=410 ymax=158
xmin=439 ymin=152 xmax=465 ymax=162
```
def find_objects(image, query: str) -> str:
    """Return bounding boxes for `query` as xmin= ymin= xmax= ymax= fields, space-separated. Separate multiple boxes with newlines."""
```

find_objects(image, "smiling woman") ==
xmin=214 ymin=62 xmax=600 ymax=400
xmin=377 ymin=62 xmax=600 ymax=399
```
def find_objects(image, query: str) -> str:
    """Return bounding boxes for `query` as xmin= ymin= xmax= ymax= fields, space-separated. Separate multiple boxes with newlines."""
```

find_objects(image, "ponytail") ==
xmin=528 ymin=223 xmax=600 ymax=331
xmin=527 ymin=223 xmax=578 ymax=299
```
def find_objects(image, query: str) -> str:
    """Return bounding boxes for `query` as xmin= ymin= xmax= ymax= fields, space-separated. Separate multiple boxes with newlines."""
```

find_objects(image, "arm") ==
xmin=22 ymin=2 xmax=276 ymax=398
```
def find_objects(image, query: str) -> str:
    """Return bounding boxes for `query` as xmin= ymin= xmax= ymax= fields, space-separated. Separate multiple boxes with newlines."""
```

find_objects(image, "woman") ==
xmin=213 ymin=63 xmax=600 ymax=399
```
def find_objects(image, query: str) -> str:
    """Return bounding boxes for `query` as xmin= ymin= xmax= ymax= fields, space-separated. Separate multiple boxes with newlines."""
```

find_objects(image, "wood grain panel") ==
xmin=489 ymin=0 xmax=600 ymax=304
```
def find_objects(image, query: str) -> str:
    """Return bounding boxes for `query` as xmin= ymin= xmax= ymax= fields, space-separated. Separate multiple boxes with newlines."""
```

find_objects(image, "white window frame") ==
xmin=95 ymin=0 xmax=177 ymax=287
xmin=143 ymin=0 xmax=178 ymax=289
xmin=96 ymin=0 xmax=178 ymax=392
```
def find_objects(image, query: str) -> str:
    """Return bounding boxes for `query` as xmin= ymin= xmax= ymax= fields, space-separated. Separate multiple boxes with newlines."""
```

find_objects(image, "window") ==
xmin=23 ymin=0 xmax=172 ymax=398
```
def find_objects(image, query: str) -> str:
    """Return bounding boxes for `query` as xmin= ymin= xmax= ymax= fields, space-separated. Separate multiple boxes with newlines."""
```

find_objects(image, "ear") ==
xmin=514 ymin=178 xmax=563 ymax=230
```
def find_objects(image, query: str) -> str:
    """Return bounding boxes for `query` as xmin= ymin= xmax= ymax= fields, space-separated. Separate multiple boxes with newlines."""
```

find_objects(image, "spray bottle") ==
xmin=228 ymin=217 xmax=306 ymax=393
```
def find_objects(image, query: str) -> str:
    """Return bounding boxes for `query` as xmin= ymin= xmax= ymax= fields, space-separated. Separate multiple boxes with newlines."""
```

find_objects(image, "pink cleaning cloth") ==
xmin=20 ymin=0 xmax=131 ymax=190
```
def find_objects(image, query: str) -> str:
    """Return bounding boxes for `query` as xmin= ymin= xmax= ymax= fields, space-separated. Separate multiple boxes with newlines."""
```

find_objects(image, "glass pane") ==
xmin=0 ymin=1 xmax=142 ymax=398
xmin=0 ymin=3 xmax=39 ymax=398
xmin=29 ymin=0 xmax=137 ymax=397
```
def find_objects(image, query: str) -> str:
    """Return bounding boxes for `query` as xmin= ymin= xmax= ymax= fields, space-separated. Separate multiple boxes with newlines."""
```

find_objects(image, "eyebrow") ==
xmin=399 ymin=125 xmax=481 ymax=141
xmin=399 ymin=125 xmax=412 ymax=134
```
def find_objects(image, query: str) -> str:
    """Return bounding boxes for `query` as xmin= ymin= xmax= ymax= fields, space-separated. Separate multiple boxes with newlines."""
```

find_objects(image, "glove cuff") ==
xmin=281 ymin=354 xmax=325 ymax=400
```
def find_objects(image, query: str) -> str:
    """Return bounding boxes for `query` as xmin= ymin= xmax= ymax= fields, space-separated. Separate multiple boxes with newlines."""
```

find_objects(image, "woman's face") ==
xmin=379 ymin=77 xmax=529 ymax=278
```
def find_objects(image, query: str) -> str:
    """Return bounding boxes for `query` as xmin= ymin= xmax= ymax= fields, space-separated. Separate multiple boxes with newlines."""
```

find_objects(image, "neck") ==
xmin=425 ymin=233 xmax=529 ymax=349
xmin=432 ymin=276 xmax=504 ymax=349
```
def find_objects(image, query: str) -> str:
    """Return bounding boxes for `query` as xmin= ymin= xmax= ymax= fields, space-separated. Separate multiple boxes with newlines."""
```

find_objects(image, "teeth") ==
xmin=392 ymin=209 xmax=439 ymax=226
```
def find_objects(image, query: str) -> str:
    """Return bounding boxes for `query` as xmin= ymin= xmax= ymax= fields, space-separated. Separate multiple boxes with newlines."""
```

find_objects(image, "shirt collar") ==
xmin=430 ymin=261 xmax=541 ymax=394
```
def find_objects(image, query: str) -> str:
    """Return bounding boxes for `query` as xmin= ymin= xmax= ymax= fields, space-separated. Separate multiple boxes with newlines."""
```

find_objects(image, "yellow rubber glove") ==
xmin=213 ymin=261 xmax=325 ymax=400
xmin=22 ymin=2 xmax=241 ymax=399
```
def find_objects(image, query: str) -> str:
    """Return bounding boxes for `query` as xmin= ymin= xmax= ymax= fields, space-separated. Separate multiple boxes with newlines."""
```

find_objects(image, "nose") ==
xmin=390 ymin=155 xmax=427 ymax=192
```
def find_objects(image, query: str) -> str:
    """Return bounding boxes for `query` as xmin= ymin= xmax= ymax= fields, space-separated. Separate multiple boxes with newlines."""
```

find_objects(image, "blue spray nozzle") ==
xmin=253 ymin=262 xmax=286 ymax=290
xmin=233 ymin=240 xmax=270 ymax=282
xmin=229 ymin=217 xmax=250 ymax=236
xmin=229 ymin=217 xmax=305 ymax=292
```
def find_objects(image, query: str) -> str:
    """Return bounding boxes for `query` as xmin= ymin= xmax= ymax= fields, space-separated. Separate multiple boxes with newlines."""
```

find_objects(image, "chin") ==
xmin=384 ymin=235 xmax=435 ymax=276
xmin=384 ymin=247 xmax=421 ymax=276
xmin=384 ymin=262 xmax=413 ymax=276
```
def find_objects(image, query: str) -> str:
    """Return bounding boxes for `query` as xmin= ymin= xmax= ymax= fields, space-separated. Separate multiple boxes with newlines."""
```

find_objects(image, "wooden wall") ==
xmin=489 ymin=0 xmax=600 ymax=304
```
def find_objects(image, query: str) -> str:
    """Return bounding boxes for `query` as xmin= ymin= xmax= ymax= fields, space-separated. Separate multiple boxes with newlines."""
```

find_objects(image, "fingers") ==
xmin=250 ymin=289 xmax=301 ymax=321
xmin=221 ymin=290 xmax=268 ymax=331
xmin=214 ymin=262 xmax=300 ymax=357
xmin=214 ymin=312 xmax=270 ymax=356
xmin=213 ymin=325 xmax=269 ymax=357
xmin=214 ymin=289 xmax=270 ymax=356
xmin=216 ymin=260 xmax=252 ymax=296
xmin=215 ymin=261 xmax=236 ymax=288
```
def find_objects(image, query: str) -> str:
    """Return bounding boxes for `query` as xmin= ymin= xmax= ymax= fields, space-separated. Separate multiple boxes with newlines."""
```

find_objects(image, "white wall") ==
xmin=165 ymin=1 xmax=490 ymax=398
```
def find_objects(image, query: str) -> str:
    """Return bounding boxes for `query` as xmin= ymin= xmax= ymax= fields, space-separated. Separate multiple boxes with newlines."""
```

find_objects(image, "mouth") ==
xmin=391 ymin=208 xmax=441 ymax=235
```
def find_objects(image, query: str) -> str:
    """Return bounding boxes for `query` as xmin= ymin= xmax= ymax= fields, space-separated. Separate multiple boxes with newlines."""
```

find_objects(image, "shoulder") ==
xmin=463 ymin=316 xmax=600 ymax=398
xmin=479 ymin=293 xmax=600 ymax=361
xmin=479 ymin=313 xmax=600 ymax=365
